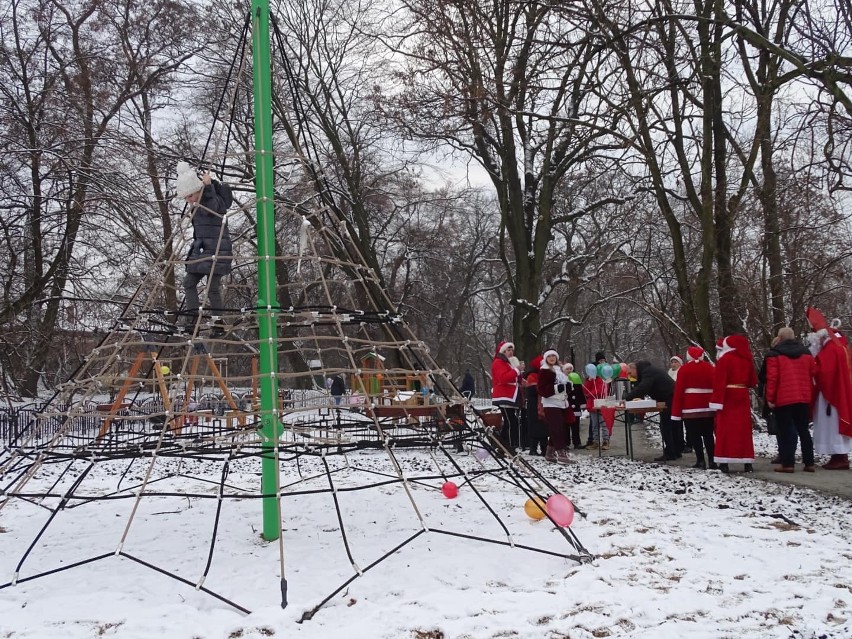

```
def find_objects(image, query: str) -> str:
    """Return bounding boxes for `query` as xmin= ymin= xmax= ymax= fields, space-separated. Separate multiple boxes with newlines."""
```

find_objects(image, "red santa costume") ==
xmin=491 ymin=341 xmax=521 ymax=404
xmin=537 ymin=349 xmax=571 ymax=462
xmin=709 ymin=335 xmax=757 ymax=466
xmin=807 ymin=309 xmax=852 ymax=469
xmin=671 ymin=347 xmax=715 ymax=420
xmin=491 ymin=341 xmax=522 ymax=452
xmin=672 ymin=346 xmax=716 ymax=468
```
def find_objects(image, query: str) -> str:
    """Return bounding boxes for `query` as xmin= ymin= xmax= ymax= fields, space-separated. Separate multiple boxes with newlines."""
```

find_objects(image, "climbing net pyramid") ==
xmin=1 ymin=16 xmax=592 ymax=611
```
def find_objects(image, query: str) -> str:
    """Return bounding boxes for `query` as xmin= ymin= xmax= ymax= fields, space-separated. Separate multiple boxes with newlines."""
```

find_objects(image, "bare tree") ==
xmin=0 ymin=0 xmax=206 ymax=395
xmin=385 ymin=0 xmax=628 ymax=359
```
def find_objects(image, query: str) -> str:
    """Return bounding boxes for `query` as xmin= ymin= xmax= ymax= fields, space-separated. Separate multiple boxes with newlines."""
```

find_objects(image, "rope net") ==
xmin=0 ymin=150 xmax=592 ymax=617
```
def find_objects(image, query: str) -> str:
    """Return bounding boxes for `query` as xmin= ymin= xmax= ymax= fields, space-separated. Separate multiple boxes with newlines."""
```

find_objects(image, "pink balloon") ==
xmin=441 ymin=481 xmax=459 ymax=499
xmin=473 ymin=447 xmax=490 ymax=461
xmin=546 ymin=494 xmax=575 ymax=527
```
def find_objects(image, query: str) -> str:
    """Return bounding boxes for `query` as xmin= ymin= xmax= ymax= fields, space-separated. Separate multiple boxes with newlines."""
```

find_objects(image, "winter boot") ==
xmin=744 ymin=463 xmax=754 ymax=473
xmin=556 ymin=448 xmax=571 ymax=465
xmin=544 ymin=445 xmax=557 ymax=463
xmin=718 ymin=463 xmax=729 ymax=473
xmin=823 ymin=454 xmax=850 ymax=470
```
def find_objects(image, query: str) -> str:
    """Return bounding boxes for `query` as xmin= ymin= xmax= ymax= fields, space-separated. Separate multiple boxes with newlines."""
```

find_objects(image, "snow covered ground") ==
xmin=1 ymin=441 xmax=851 ymax=639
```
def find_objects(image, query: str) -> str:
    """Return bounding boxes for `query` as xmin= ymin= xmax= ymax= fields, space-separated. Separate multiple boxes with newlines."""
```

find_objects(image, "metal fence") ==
xmin=1 ymin=391 xmax=492 ymax=448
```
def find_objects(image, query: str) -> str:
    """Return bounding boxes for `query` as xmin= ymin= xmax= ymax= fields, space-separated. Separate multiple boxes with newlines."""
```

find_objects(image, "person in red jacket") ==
xmin=671 ymin=346 xmax=716 ymax=469
xmin=709 ymin=335 xmax=758 ymax=473
xmin=582 ymin=369 xmax=610 ymax=449
xmin=491 ymin=341 xmax=521 ymax=453
xmin=764 ymin=327 xmax=816 ymax=473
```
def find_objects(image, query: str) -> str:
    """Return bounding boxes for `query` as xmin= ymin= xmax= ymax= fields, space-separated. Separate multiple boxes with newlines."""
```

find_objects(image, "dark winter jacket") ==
xmin=186 ymin=181 xmax=233 ymax=276
xmin=569 ymin=381 xmax=584 ymax=417
xmin=330 ymin=375 xmax=346 ymax=396
xmin=764 ymin=339 xmax=815 ymax=408
xmin=624 ymin=361 xmax=674 ymax=405
xmin=756 ymin=354 xmax=771 ymax=419
xmin=460 ymin=372 xmax=475 ymax=396
xmin=523 ymin=356 xmax=547 ymax=438
xmin=524 ymin=386 xmax=548 ymax=439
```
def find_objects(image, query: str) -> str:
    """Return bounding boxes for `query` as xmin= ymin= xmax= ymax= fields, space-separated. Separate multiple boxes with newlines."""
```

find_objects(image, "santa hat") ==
xmin=497 ymin=341 xmax=515 ymax=355
xmin=542 ymin=349 xmax=559 ymax=361
xmin=528 ymin=355 xmax=543 ymax=371
xmin=686 ymin=346 xmax=704 ymax=362
xmin=723 ymin=334 xmax=752 ymax=359
xmin=175 ymin=161 xmax=204 ymax=198
xmin=670 ymin=355 xmax=683 ymax=365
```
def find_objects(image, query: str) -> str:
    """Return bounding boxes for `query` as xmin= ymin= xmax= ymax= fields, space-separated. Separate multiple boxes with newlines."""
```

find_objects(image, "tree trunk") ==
xmin=713 ymin=0 xmax=744 ymax=335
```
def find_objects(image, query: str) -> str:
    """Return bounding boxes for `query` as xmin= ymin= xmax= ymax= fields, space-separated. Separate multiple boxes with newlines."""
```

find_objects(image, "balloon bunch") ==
xmin=585 ymin=362 xmax=628 ymax=382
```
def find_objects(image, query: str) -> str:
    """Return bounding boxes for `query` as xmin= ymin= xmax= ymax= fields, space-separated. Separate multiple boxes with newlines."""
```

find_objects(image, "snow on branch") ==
xmin=551 ymin=195 xmax=637 ymax=225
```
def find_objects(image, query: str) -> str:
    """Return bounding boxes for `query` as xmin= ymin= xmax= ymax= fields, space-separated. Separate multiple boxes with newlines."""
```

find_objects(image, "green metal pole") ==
xmin=251 ymin=0 xmax=281 ymax=542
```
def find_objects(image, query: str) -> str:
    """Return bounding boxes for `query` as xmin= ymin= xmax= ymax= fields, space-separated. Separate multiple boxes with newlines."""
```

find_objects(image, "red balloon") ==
xmin=546 ymin=494 xmax=575 ymax=527
xmin=441 ymin=481 xmax=459 ymax=499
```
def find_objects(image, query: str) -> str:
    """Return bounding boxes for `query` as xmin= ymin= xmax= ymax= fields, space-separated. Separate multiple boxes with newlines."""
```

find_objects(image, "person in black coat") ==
xmin=330 ymin=375 xmax=346 ymax=405
xmin=460 ymin=370 xmax=476 ymax=399
xmin=523 ymin=356 xmax=548 ymax=455
xmin=625 ymin=360 xmax=680 ymax=461
xmin=175 ymin=162 xmax=233 ymax=321
xmin=564 ymin=363 xmax=586 ymax=449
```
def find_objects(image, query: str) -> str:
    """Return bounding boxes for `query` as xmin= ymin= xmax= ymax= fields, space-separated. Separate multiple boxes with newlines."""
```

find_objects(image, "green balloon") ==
xmin=568 ymin=372 xmax=582 ymax=385
xmin=596 ymin=363 xmax=604 ymax=376
xmin=612 ymin=363 xmax=621 ymax=377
